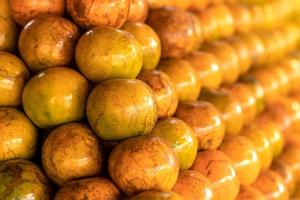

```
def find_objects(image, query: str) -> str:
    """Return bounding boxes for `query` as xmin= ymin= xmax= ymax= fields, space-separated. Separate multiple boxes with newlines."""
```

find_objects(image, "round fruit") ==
xmin=123 ymin=22 xmax=161 ymax=70
xmin=138 ymin=70 xmax=178 ymax=119
xmin=175 ymin=101 xmax=225 ymax=150
xmin=0 ymin=159 xmax=51 ymax=200
xmin=129 ymin=191 xmax=185 ymax=200
xmin=200 ymin=88 xmax=243 ymax=136
xmin=185 ymin=51 xmax=222 ymax=90
xmin=10 ymin=0 xmax=64 ymax=26
xmin=281 ymin=56 xmax=300 ymax=94
xmin=219 ymin=136 xmax=261 ymax=185
xmin=75 ymin=26 xmax=143 ymax=82
xmin=18 ymin=15 xmax=79 ymax=72
xmin=0 ymin=51 xmax=29 ymax=106
xmin=172 ymin=170 xmax=214 ymax=200
xmin=0 ymin=0 xmax=11 ymax=18
xmin=87 ymin=79 xmax=157 ymax=140
xmin=252 ymin=170 xmax=289 ymax=200
xmin=108 ymin=136 xmax=179 ymax=195
xmin=66 ymin=0 xmax=130 ymax=29
xmin=0 ymin=17 xmax=18 ymax=52
xmin=191 ymin=150 xmax=240 ymax=200
xmin=278 ymin=147 xmax=300 ymax=183
xmin=128 ymin=0 xmax=148 ymax=22
xmin=229 ymin=4 xmax=253 ymax=34
xmin=236 ymin=186 xmax=266 ymax=200
xmin=157 ymin=59 xmax=201 ymax=101
xmin=42 ymin=123 xmax=103 ymax=186
xmin=271 ymin=67 xmax=290 ymax=95
xmin=54 ymin=177 xmax=120 ymax=200
xmin=241 ymin=126 xmax=273 ymax=170
xmin=223 ymin=83 xmax=257 ymax=125
xmin=203 ymin=41 xmax=240 ymax=84
xmin=195 ymin=8 xmax=219 ymax=42
xmin=147 ymin=7 xmax=201 ymax=58
xmin=226 ymin=37 xmax=252 ymax=74
xmin=150 ymin=118 xmax=198 ymax=170
xmin=0 ymin=107 xmax=37 ymax=162
xmin=271 ymin=161 xmax=296 ymax=193
xmin=22 ymin=67 xmax=89 ymax=128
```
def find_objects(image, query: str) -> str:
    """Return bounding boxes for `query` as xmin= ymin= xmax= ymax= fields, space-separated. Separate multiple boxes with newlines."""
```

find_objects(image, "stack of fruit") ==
xmin=1 ymin=0 xmax=300 ymax=199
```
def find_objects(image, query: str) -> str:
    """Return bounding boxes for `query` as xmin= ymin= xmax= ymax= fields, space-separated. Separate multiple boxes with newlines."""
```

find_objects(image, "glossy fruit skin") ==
xmin=0 ymin=0 xmax=11 ymax=18
xmin=128 ymin=191 xmax=185 ymax=200
xmin=42 ymin=123 xmax=103 ymax=186
xmin=278 ymin=147 xmax=300 ymax=184
xmin=54 ymin=177 xmax=120 ymax=200
xmin=0 ymin=159 xmax=51 ymax=200
xmin=123 ymin=22 xmax=161 ymax=70
xmin=0 ymin=51 xmax=29 ymax=106
xmin=236 ymin=186 xmax=266 ymax=200
xmin=147 ymin=7 xmax=201 ymax=58
xmin=150 ymin=118 xmax=198 ymax=170
xmin=76 ymin=26 xmax=143 ymax=82
xmin=241 ymin=126 xmax=273 ymax=170
xmin=271 ymin=161 xmax=296 ymax=194
xmin=210 ymin=5 xmax=235 ymax=38
xmin=252 ymin=170 xmax=289 ymax=200
xmin=281 ymin=56 xmax=300 ymax=94
xmin=22 ymin=67 xmax=89 ymax=129
xmin=223 ymin=83 xmax=257 ymax=125
xmin=18 ymin=15 xmax=79 ymax=72
xmin=172 ymin=170 xmax=214 ymax=200
xmin=66 ymin=0 xmax=130 ymax=29
xmin=128 ymin=0 xmax=148 ymax=22
xmin=175 ymin=101 xmax=225 ymax=150
xmin=157 ymin=59 xmax=201 ymax=101
xmin=195 ymin=9 xmax=219 ymax=42
xmin=203 ymin=41 xmax=240 ymax=84
xmin=191 ymin=150 xmax=240 ymax=200
xmin=229 ymin=5 xmax=252 ymax=34
xmin=108 ymin=136 xmax=179 ymax=195
xmin=200 ymin=89 xmax=243 ymax=136
xmin=138 ymin=70 xmax=178 ymax=119
xmin=219 ymin=136 xmax=261 ymax=186
xmin=185 ymin=51 xmax=222 ymax=90
xmin=0 ymin=17 xmax=18 ymax=52
xmin=10 ymin=0 xmax=64 ymax=26
xmin=0 ymin=107 xmax=37 ymax=162
xmin=87 ymin=79 xmax=157 ymax=141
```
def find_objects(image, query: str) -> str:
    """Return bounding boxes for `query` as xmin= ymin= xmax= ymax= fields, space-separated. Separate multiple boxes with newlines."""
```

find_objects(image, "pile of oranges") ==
xmin=1 ymin=0 xmax=300 ymax=199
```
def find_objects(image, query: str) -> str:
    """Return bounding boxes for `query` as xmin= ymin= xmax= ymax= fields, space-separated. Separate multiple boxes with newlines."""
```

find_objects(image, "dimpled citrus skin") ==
xmin=219 ymin=136 xmax=261 ymax=186
xmin=200 ymin=89 xmax=243 ymax=136
xmin=18 ymin=16 xmax=79 ymax=72
xmin=128 ymin=0 xmax=148 ymax=22
xmin=42 ymin=123 xmax=103 ymax=186
xmin=191 ymin=150 xmax=240 ymax=200
xmin=108 ymin=136 xmax=179 ymax=195
xmin=76 ymin=26 xmax=143 ymax=83
xmin=236 ymin=186 xmax=266 ymax=200
xmin=22 ymin=67 xmax=89 ymax=129
xmin=10 ymin=0 xmax=64 ymax=26
xmin=66 ymin=0 xmax=130 ymax=29
xmin=175 ymin=101 xmax=225 ymax=150
xmin=137 ymin=70 xmax=178 ymax=119
xmin=172 ymin=170 xmax=214 ymax=200
xmin=150 ymin=118 xmax=198 ymax=170
xmin=0 ymin=17 xmax=18 ymax=52
xmin=0 ymin=159 xmax=51 ymax=200
xmin=0 ymin=107 xmax=37 ymax=162
xmin=147 ymin=7 xmax=201 ymax=58
xmin=0 ymin=52 xmax=29 ymax=106
xmin=54 ymin=177 xmax=120 ymax=200
xmin=123 ymin=22 xmax=161 ymax=70
xmin=157 ymin=59 xmax=201 ymax=101
xmin=241 ymin=126 xmax=273 ymax=170
xmin=185 ymin=51 xmax=222 ymax=90
xmin=252 ymin=170 xmax=289 ymax=200
xmin=128 ymin=191 xmax=185 ymax=200
xmin=87 ymin=79 xmax=157 ymax=141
